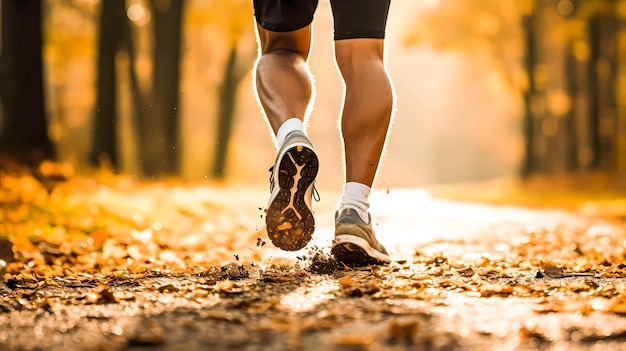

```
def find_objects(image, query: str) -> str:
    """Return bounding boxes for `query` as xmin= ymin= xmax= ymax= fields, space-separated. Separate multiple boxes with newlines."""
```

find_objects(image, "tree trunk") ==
xmin=617 ymin=3 xmax=626 ymax=171
xmin=212 ymin=46 xmax=239 ymax=179
xmin=91 ymin=0 xmax=128 ymax=170
xmin=138 ymin=0 xmax=184 ymax=177
xmin=520 ymin=11 xmax=537 ymax=177
xmin=589 ymin=10 xmax=619 ymax=171
xmin=0 ymin=0 xmax=54 ymax=165
xmin=565 ymin=37 xmax=591 ymax=171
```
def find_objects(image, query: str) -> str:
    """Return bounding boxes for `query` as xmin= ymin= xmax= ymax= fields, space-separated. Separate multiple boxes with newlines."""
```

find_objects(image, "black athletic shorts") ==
xmin=253 ymin=0 xmax=391 ymax=40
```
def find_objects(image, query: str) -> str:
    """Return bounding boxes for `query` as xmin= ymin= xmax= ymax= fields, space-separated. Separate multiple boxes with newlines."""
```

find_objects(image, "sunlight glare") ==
xmin=127 ymin=4 xmax=150 ymax=26
xmin=151 ymin=221 xmax=163 ymax=231
xmin=131 ymin=228 xmax=153 ymax=243
xmin=557 ymin=0 xmax=574 ymax=16
xmin=422 ymin=0 xmax=440 ymax=9
xmin=279 ymin=282 xmax=335 ymax=313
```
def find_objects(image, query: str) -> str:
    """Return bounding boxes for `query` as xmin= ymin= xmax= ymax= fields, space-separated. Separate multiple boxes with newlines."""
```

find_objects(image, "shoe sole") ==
xmin=332 ymin=235 xmax=391 ymax=267
xmin=266 ymin=145 xmax=318 ymax=251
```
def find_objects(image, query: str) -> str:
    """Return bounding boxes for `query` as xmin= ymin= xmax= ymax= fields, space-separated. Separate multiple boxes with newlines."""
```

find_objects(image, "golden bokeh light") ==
xmin=127 ymin=3 xmax=150 ymax=26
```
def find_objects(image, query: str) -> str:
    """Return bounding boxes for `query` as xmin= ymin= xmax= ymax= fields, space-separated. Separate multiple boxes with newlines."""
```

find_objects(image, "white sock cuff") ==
xmin=338 ymin=182 xmax=371 ymax=223
xmin=343 ymin=182 xmax=371 ymax=200
xmin=275 ymin=118 xmax=305 ymax=148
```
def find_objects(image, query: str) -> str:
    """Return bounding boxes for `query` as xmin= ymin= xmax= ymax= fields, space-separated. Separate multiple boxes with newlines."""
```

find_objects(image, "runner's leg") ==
xmin=331 ymin=0 xmax=393 ymax=265
xmin=335 ymin=38 xmax=393 ymax=187
xmin=253 ymin=0 xmax=320 ymax=251
xmin=255 ymin=25 xmax=314 ymax=133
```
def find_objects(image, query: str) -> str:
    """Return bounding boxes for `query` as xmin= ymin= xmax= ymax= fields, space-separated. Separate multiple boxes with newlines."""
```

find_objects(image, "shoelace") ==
xmin=268 ymin=166 xmax=275 ymax=192
xmin=313 ymin=187 xmax=321 ymax=202
xmin=268 ymin=166 xmax=320 ymax=201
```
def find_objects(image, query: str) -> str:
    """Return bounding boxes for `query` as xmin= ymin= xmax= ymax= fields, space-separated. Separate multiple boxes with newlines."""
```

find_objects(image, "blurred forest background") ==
xmin=0 ymin=0 xmax=625 ymax=191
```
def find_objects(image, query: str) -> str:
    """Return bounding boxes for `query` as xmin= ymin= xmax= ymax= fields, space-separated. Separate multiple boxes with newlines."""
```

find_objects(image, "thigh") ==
xmin=253 ymin=0 xmax=319 ymax=33
xmin=330 ymin=0 xmax=391 ymax=40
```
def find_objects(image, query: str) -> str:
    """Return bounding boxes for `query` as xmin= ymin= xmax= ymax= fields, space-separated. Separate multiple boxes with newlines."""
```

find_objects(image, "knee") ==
xmin=334 ymin=38 xmax=385 ymax=73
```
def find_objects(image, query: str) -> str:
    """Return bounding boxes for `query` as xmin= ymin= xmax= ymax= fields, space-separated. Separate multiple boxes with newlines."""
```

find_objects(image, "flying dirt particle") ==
xmin=535 ymin=271 xmax=544 ymax=278
xmin=306 ymin=249 xmax=338 ymax=275
xmin=202 ymin=263 xmax=251 ymax=281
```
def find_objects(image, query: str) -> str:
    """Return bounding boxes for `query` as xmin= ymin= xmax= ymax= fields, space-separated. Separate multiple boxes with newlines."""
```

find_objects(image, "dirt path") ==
xmin=2 ymin=179 xmax=626 ymax=350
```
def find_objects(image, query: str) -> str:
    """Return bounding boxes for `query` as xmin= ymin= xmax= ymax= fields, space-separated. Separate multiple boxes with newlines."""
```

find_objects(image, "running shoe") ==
xmin=332 ymin=208 xmax=391 ymax=266
xmin=266 ymin=131 xmax=319 ymax=251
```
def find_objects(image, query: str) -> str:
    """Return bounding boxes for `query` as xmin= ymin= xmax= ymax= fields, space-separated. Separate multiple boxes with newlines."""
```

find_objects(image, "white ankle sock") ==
xmin=275 ymin=118 xmax=305 ymax=149
xmin=338 ymin=182 xmax=371 ymax=223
